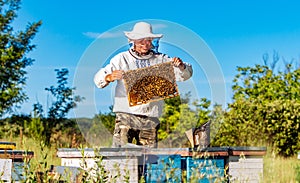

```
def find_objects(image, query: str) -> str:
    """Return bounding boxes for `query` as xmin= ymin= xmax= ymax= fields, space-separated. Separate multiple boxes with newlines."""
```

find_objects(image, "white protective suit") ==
xmin=94 ymin=49 xmax=193 ymax=117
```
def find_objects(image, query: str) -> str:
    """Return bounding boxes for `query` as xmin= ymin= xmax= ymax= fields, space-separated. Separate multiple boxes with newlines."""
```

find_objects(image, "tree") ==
xmin=87 ymin=109 xmax=115 ymax=146
xmin=158 ymin=93 xmax=212 ymax=148
xmin=209 ymin=104 xmax=225 ymax=143
xmin=30 ymin=68 xmax=84 ymax=145
xmin=45 ymin=68 xmax=84 ymax=120
xmin=0 ymin=0 xmax=42 ymax=116
xmin=214 ymin=52 xmax=300 ymax=157
xmin=45 ymin=68 xmax=84 ymax=144
xmin=158 ymin=94 xmax=190 ymax=143
xmin=193 ymin=97 xmax=211 ymax=128
xmin=93 ymin=105 xmax=116 ymax=134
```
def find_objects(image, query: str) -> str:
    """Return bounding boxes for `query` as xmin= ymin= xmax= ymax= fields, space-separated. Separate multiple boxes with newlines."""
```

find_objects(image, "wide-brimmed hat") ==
xmin=124 ymin=22 xmax=163 ymax=40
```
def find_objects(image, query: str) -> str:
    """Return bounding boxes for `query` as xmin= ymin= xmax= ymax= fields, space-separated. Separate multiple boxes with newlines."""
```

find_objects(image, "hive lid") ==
xmin=0 ymin=142 xmax=16 ymax=150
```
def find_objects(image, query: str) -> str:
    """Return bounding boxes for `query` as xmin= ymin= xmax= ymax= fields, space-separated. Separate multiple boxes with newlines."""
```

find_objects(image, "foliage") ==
xmin=29 ymin=68 xmax=85 ymax=146
xmin=158 ymin=96 xmax=182 ymax=143
xmin=158 ymin=94 xmax=189 ymax=146
xmin=79 ymin=147 xmax=109 ymax=183
xmin=213 ymin=53 xmax=300 ymax=157
xmin=24 ymin=115 xmax=44 ymax=142
xmin=2 ymin=70 xmax=87 ymax=147
xmin=159 ymin=103 xmax=197 ymax=147
xmin=45 ymin=68 xmax=84 ymax=120
xmin=158 ymin=93 xmax=212 ymax=148
xmin=83 ymin=106 xmax=116 ymax=147
xmin=263 ymin=150 xmax=300 ymax=182
xmin=49 ymin=118 xmax=86 ymax=148
xmin=85 ymin=116 xmax=113 ymax=147
xmin=0 ymin=0 xmax=42 ymax=116
xmin=209 ymin=104 xmax=225 ymax=141
xmin=0 ymin=114 xmax=27 ymax=139
xmin=296 ymin=163 xmax=300 ymax=182
xmin=193 ymin=97 xmax=211 ymax=128
xmin=93 ymin=105 xmax=116 ymax=134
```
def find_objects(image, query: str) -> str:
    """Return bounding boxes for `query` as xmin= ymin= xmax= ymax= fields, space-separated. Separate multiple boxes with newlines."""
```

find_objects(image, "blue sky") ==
xmin=15 ymin=1 xmax=300 ymax=118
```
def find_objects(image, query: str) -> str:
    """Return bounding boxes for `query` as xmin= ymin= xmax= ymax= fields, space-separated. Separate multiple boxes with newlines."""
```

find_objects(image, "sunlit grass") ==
xmin=263 ymin=150 xmax=299 ymax=183
xmin=1 ymin=137 xmax=61 ymax=168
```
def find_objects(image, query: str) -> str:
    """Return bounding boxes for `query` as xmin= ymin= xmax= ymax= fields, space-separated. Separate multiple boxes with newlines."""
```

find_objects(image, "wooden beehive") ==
xmin=123 ymin=62 xmax=179 ymax=106
xmin=57 ymin=148 xmax=142 ymax=183
xmin=0 ymin=142 xmax=16 ymax=150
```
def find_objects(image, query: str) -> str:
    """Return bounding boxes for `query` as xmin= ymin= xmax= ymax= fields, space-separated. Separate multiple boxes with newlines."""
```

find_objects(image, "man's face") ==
xmin=134 ymin=38 xmax=153 ymax=54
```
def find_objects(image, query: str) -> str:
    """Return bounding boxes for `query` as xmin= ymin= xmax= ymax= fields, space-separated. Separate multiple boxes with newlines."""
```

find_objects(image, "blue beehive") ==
xmin=186 ymin=157 xmax=224 ymax=183
xmin=144 ymin=154 xmax=181 ymax=183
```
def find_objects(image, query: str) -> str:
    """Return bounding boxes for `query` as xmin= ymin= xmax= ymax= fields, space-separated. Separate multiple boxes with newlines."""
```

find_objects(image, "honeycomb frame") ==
xmin=123 ymin=62 xmax=179 ymax=106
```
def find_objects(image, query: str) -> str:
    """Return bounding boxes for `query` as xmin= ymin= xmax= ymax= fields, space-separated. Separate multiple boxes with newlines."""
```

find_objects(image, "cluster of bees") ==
xmin=123 ymin=62 xmax=179 ymax=106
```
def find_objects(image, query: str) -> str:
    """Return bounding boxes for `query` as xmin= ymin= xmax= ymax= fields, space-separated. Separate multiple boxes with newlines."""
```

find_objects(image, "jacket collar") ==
xmin=129 ymin=49 xmax=154 ymax=60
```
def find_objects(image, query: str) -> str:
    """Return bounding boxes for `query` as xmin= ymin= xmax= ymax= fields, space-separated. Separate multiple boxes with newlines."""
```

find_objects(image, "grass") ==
xmin=263 ymin=151 xmax=300 ymax=183
xmin=1 ymin=137 xmax=61 ymax=168
xmin=1 ymin=137 xmax=300 ymax=182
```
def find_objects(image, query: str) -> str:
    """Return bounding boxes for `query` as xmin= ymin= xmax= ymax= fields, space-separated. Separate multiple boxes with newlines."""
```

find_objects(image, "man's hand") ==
xmin=105 ymin=70 xmax=123 ymax=82
xmin=172 ymin=57 xmax=186 ymax=71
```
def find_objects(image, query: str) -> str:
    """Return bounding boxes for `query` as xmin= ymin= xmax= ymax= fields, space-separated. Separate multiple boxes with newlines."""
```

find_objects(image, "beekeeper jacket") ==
xmin=94 ymin=49 xmax=193 ymax=117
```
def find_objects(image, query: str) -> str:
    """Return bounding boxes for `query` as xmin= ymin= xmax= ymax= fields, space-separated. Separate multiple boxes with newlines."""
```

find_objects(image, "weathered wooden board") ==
xmin=228 ymin=157 xmax=264 ymax=183
xmin=0 ymin=159 xmax=12 ymax=182
xmin=57 ymin=148 xmax=142 ymax=183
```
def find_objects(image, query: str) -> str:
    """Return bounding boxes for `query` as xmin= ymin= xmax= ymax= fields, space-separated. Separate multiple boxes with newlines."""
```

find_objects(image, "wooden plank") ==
xmin=57 ymin=148 xmax=143 ymax=158
xmin=0 ymin=150 xmax=34 ymax=160
xmin=229 ymin=170 xmax=263 ymax=181
xmin=143 ymin=148 xmax=190 ymax=156
xmin=61 ymin=157 xmax=139 ymax=183
xmin=238 ymin=158 xmax=263 ymax=163
xmin=229 ymin=168 xmax=263 ymax=174
xmin=143 ymin=148 xmax=229 ymax=157
xmin=0 ymin=159 xmax=12 ymax=182
xmin=228 ymin=157 xmax=264 ymax=183
xmin=189 ymin=151 xmax=229 ymax=157
xmin=229 ymin=177 xmax=262 ymax=183
xmin=144 ymin=154 xmax=182 ymax=182
xmin=229 ymin=162 xmax=263 ymax=169
xmin=144 ymin=147 xmax=229 ymax=157
xmin=0 ymin=142 xmax=16 ymax=148
xmin=228 ymin=156 xmax=263 ymax=162
xmin=229 ymin=146 xmax=267 ymax=151
xmin=231 ymin=150 xmax=266 ymax=156
xmin=0 ymin=143 xmax=16 ymax=150
xmin=186 ymin=157 xmax=225 ymax=182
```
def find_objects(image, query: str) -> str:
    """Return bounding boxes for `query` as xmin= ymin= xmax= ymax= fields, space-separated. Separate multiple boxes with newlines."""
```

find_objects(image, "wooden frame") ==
xmin=123 ymin=62 xmax=179 ymax=106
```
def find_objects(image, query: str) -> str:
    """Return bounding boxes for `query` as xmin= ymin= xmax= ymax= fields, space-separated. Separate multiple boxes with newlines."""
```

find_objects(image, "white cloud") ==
xmin=83 ymin=31 xmax=123 ymax=39
xmin=83 ymin=32 xmax=101 ymax=39
xmin=152 ymin=23 xmax=168 ymax=30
